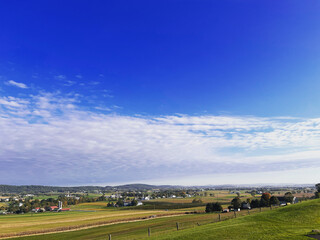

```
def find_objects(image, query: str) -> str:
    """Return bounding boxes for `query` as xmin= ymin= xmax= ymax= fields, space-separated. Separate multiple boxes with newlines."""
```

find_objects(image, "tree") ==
xmin=205 ymin=202 xmax=222 ymax=213
xmin=269 ymin=196 xmax=279 ymax=205
xmin=260 ymin=198 xmax=268 ymax=207
xmin=131 ymin=199 xmax=138 ymax=206
xmin=231 ymin=197 xmax=241 ymax=209
xmin=315 ymin=183 xmax=320 ymax=198
xmin=260 ymin=192 xmax=271 ymax=207
xmin=284 ymin=192 xmax=294 ymax=203
xmin=116 ymin=199 xmax=124 ymax=207
xmin=250 ymin=199 xmax=260 ymax=208
xmin=261 ymin=192 xmax=271 ymax=202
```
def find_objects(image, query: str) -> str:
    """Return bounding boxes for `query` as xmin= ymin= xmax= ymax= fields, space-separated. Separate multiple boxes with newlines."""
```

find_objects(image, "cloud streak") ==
xmin=1 ymin=90 xmax=320 ymax=185
xmin=5 ymin=80 xmax=28 ymax=89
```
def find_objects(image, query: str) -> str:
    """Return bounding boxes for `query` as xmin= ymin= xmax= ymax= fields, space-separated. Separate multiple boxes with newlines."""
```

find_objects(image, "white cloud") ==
xmin=5 ymin=80 xmax=28 ymax=89
xmin=1 ymin=91 xmax=320 ymax=185
xmin=75 ymin=74 xmax=83 ymax=79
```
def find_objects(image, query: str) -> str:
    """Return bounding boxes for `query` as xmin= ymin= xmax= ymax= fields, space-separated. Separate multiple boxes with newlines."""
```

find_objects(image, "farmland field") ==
xmin=0 ymin=199 xmax=301 ymax=240
xmin=7 ymin=200 xmax=318 ymax=240
xmin=4 ymin=206 xmax=276 ymax=240
xmin=0 ymin=207 xmax=185 ymax=238
xmin=0 ymin=191 xmax=317 ymax=240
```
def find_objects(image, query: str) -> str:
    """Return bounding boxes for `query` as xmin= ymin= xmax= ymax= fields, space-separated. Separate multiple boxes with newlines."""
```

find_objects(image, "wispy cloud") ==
xmin=54 ymin=75 xmax=66 ymax=80
xmin=63 ymin=80 xmax=76 ymax=86
xmin=5 ymin=80 xmax=28 ymax=89
xmin=89 ymin=81 xmax=100 ymax=85
xmin=1 ymin=90 xmax=320 ymax=185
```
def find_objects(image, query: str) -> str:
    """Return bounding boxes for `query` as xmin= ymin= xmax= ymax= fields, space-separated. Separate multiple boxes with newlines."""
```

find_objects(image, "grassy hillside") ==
xmin=153 ymin=199 xmax=320 ymax=240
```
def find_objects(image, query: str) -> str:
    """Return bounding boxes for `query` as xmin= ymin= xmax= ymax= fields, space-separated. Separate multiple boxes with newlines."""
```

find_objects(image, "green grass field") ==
xmin=152 ymin=199 xmax=320 ymax=240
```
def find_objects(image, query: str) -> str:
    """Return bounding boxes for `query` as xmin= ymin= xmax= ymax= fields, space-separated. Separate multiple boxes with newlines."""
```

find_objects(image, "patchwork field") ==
xmin=1 ymin=200 xmax=296 ymax=240
xmin=0 ymin=207 xmax=184 ymax=238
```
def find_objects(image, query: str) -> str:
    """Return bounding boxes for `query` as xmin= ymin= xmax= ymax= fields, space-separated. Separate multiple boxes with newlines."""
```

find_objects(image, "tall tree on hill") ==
xmin=260 ymin=192 xmax=271 ymax=207
xmin=315 ymin=183 xmax=320 ymax=198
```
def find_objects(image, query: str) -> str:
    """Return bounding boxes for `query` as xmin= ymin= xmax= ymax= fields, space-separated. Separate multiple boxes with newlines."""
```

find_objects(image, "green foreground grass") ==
xmin=153 ymin=199 xmax=320 ymax=240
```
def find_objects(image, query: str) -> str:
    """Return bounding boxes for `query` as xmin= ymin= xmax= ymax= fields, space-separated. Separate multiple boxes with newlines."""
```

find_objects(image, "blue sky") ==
xmin=1 ymin=1 xmax=320 ymax=186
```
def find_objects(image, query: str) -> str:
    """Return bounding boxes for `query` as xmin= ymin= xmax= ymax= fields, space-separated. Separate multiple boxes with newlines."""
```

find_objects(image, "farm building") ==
xmin=59 ymin=208 xmax=70 ymax=211
xmin=48 ymin=206 xmax=59 ymax=211
xmin=32 ymin=207 xmax=46 ymax=213
xmin=241 ymin=202 xmax=251 ymax=209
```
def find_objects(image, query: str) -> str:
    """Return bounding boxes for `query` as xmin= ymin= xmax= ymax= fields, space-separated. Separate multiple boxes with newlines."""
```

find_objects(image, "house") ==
xmin=137 ymin=201 xmax=143 ymax=206
xmin=32 ymin=207 xmax=40 ymax=213
xmin=278 ymin=196 xmax=298 ymax=205
xmin=222 ymin=209 xmax=229 ymax=213
xmin=241 ymin=202 xmax=251 ymax=209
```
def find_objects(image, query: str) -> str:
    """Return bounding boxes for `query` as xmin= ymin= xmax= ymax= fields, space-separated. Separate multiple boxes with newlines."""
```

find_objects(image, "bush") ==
xmin=270 ymin=196 xmax=279 ymax=205
xmin=192 ymin=198 xmax=203 ymax=204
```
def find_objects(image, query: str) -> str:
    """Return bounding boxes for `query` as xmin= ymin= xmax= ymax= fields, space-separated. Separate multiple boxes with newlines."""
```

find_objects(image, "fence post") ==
xmin=234 ymin=211 xmax=236 ymax=218
xmin=260 ymin=207 xmax=262 ymax=212
xmin=148 ymin=228 xmax=151 ymax=237
xmin=176 ymin=222 xmax=179 ymax=230
xmin=108 ymin=234 xmax=111 ymax=240
xmin=248 ymin=209 xmax=250 ymax=215
xmin=218 ymin=214 xmax=221 ymax=221
xmin=270 ymin=205 xmax=272 ymax=210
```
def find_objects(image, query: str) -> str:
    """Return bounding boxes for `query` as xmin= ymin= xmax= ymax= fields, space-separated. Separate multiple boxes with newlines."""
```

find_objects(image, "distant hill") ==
xmin=0 ymin=183 xmax=183 ymax=194
xmin=0 ymin=183 xmax=315 ymax=194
